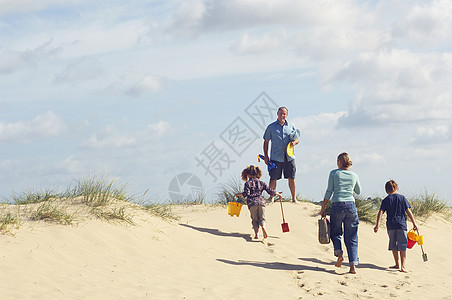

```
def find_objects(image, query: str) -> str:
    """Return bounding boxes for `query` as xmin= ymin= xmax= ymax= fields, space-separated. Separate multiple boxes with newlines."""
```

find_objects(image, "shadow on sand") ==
xmin=179 ymin=223 xmax=255 ymax=242
xmin=217 ymin=259 xmax=335 ymax=273
xmin=298 ymin=257 xmax=387 ymax=271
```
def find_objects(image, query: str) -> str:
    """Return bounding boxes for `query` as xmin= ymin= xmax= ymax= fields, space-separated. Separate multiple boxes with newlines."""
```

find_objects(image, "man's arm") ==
xmin=263 ymin=139 xmax=270 ymax=164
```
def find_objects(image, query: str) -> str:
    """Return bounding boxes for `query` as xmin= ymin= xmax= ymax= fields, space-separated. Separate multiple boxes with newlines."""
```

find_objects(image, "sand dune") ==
xmin=1 ymin=202 xmax=451 ymax=299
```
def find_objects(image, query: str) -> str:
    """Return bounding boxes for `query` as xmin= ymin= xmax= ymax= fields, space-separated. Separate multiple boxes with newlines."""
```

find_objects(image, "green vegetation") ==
xmin=12 ymin=190 xmax=59 ymax=205
xmin=317 ymin=192 xmax=450 ymax=224
xmin=66 ymin=176 xmax=129 ymax=207
xmin=143 ymin=203 xmax=179 ymax=220
xmin=0 ymin=212 xmax=20 ymax=234
xmin=1 ymin=175 xmax=449 ymax=235
xmin=215 ymin=177 xmax=244 ymax=205
xmin=0 ymin=176 xmax=177 ymax=234
xmin=30 ymin=203 xmax=74 ymax=225
xmin=408 ymin=190 xmax=449 ymax=218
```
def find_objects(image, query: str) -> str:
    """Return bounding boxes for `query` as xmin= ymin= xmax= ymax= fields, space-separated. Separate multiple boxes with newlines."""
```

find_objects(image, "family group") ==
xmin=235 ymin=107 xmax=418 ymax=274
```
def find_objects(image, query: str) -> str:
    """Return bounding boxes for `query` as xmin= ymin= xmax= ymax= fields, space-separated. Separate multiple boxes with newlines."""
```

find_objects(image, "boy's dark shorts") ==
xmin=269 ymin=159 xmax=296 ymax=180
xmin=387 ymin=229 xmax=408 ymax=251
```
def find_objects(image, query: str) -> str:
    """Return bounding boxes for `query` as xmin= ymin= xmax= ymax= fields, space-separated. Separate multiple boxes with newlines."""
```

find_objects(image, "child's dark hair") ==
xmin=385 ymin=179 xmax=399 ymax=194
xmin=241 ymin=165 xmax=262 ymax=181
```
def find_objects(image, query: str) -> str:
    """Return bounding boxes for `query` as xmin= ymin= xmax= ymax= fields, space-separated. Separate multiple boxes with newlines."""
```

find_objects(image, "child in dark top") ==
xmin=236 ymin=165 xmax=282 ymax=239
xmin=374 ymin=179 xmax=418 ymax=273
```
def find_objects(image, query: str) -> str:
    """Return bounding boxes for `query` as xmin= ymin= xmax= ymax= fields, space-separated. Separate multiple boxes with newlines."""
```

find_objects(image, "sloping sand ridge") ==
xmin=1 ymin=201 xmax=451 ymax=299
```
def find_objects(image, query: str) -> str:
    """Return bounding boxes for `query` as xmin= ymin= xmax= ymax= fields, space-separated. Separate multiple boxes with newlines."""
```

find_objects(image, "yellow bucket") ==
xmin=228 ymin=202 xmax=242 ymax=217
xmin=417 ymin=235 xmax=424 ymax=245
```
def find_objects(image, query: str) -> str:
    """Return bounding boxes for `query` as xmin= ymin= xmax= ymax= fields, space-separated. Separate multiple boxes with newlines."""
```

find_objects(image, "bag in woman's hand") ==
xmin=318 ymin=217 xmax=330 ymax=244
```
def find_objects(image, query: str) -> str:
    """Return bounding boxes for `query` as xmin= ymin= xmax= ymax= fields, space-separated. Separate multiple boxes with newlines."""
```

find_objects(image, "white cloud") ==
xmin=82 ymin=126 xmax=136 ymax=149
xmin=329 ymin=49 xmax=452 ymax=127
xmin=0 ymin=40 xmax=61 ymax=74
xmin=146 ymin=121 xmax=171 ymax=138
xmin=393 ymin=0 xmax=452 ymax=46
xmin=81 ymin=121 xmax=172 ymax=150
xmin=0 ymin=111 xmax=67 ymax=143
xmin=411 ymin=125 xmax=450 ymax=144
xmin=126 ymin=74 xmax=167 ymax=96
xmin=55 ymin=58 xmax=104 ymax=83
xmin=230 ymin=29 xmax=286 ymax=55
xmin=0 ymin=0 xmax=86 ymax=16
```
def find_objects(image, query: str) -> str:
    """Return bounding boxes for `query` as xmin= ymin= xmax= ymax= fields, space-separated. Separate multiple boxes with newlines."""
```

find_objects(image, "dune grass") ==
xmin=65 ymin=176 xmax=129 ymax=207
xmin=0 ymin=176 xmax=177 ymax=234
xmin=12 ymin=189 xmax=59 ymax=205
xmin=0 ymin=212 xmax=20 ymax=234
xmin=1 ymin=175 xmax=449 ymax=235
xmin=143 ymin=203 xmax=179 ymax=220
xmin=30 ymin=203 xmax=74 ymax=225
xmin=215 ymin=177 xmax=245 ymax=205
xmin=315 ymin=191 xmax=450 ymax=224
xmin=408 ymin=190 xmax=449 ymax=218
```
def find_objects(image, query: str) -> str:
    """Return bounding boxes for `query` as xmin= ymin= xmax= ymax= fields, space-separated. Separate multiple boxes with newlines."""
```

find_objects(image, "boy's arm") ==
xmin=374 ymin=210 xmax=384 ymax=233
xmin=406 ymin=208 xmax=417 ymax=230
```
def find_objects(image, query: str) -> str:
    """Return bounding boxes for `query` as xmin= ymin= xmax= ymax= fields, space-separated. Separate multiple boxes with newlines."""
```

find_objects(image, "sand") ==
xmin=1 ymin=201 xmax=451 ymax=299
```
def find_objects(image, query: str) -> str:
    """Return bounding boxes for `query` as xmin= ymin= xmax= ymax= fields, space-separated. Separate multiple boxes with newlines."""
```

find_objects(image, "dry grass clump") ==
xmin=0 ymin=176 xmax=178 ymax=234
xmin=313 ymin=191 xmax=450 ymax=225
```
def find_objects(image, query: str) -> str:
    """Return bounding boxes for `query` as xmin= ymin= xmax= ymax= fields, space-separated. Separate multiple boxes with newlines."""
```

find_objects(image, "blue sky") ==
xmin=1 ymin=0 xmax=451 ymax=204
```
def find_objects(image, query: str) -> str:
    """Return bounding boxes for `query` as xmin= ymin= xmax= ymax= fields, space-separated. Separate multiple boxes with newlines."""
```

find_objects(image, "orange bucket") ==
xmin=228 ymin=202 xmax=242 ymax=217
xmin=407 ymin=229 xmax=418 ymax=249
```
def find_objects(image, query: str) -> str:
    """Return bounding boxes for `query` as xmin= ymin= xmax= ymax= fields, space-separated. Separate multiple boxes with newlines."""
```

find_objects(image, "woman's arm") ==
xmin=354 ymin=175 xmax=361 ymax=195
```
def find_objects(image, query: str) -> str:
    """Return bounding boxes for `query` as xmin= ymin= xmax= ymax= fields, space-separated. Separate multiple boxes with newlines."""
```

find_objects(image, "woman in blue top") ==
xmin=320 ymin=153 xmax=361 ymax=274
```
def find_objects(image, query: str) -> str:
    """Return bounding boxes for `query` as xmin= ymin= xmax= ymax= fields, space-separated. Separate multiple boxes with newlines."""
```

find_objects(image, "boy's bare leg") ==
xmin=390 ymin=249 xmax=400 ymax=269
xmin=261 ymin=226 xmax=268 ymax=239
xmin=253 ymin=228 xmax=259 ymax=239
xmin=335 ymin=253 xmax=344 ymax=267
xmin=400 ymin=251 xmax=408 ymax=272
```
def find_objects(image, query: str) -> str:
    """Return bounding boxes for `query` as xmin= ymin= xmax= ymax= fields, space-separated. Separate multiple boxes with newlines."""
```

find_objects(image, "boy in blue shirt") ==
xmin=374 ymin=179 xmax=418 ymax=273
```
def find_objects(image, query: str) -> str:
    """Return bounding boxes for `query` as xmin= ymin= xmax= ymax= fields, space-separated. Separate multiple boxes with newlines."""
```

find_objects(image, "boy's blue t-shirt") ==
xmin=380 ymin=193 xmax=411 ymax=230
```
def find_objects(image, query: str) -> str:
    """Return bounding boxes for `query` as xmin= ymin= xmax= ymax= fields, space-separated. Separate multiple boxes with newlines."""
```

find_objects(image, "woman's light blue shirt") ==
xmin=324 ymin=169 xmax=361 ymax=202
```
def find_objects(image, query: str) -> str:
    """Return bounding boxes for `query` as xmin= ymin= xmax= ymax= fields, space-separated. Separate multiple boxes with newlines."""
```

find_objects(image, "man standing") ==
xmin=263 ymin=107 xmax=299 ymax=203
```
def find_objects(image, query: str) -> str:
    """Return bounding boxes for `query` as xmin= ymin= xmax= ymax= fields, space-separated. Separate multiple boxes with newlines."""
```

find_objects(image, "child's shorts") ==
xmin=387 ymin=229 xmax=408 ymax=251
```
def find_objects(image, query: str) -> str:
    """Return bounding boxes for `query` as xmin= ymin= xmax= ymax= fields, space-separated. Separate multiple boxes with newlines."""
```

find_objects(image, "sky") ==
xmin=1 ymin=0 xmax=451 ymax=204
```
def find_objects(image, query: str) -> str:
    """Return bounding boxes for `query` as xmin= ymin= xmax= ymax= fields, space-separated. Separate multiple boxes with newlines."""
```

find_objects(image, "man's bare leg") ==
xmin=288 ymin=178 xmax=297 ymax=203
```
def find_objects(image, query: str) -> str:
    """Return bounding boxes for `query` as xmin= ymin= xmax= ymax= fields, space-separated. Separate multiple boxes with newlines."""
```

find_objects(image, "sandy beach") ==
xmin=1 ymin=201 xmax=451 ymax=299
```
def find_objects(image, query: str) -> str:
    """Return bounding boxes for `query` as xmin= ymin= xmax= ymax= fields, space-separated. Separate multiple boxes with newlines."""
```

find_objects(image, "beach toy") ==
xmin=318 ymin=217 xmax=330 ymax=244
xmin=407 ymin=229 xmax=418 ymax=249
xmin=258 ymin=154 xmax=277 ymax=171
xmin=228 ymin=197 xmax=242 ymax=217
xmin=289 ymin=129 xmax=300 ymax=141
xmin=417 ymin=229 xmax=428 ymax=262
xmin=286 ymin=143 xmax=294 ymax=157
xmin=407 ymin=238 xmax=417 ymax=249
xmin=417 ymin=235 xmax=424 ymax=245
xmin=278 ymin=195 xmax=289 ymax=233
xmin=407 ymin=229 xmax=418 ymax=242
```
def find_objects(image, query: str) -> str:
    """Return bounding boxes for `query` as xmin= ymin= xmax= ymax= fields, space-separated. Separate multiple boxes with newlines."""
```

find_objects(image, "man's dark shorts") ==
xmin=269 ymin=159 xmax=296 ymax=180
